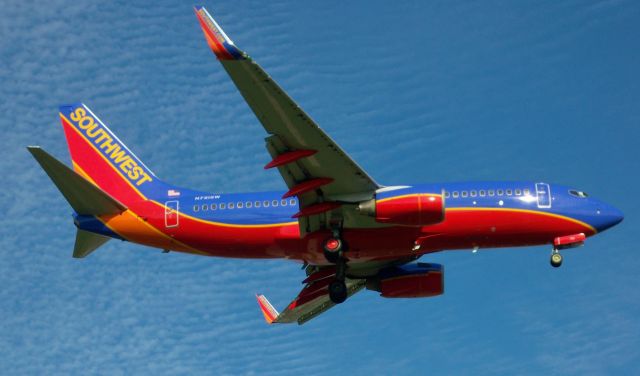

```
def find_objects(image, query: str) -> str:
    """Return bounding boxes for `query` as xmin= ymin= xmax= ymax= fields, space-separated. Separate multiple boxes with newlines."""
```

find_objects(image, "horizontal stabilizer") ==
xmin=27 ymin=146 xmax=126 ymax=215
xmin=73 ymin=229 xmax=110 ymax=258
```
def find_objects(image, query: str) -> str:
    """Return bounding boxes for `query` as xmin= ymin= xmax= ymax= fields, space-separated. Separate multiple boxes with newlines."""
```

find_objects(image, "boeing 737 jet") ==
xmin=28 ymin=7 xmax=623 ymax=324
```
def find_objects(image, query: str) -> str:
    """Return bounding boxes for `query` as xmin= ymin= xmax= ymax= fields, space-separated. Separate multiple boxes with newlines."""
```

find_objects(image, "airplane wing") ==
xmin=256 ymin=267 xmax=366 ymax=325
xmin=194 ymin=7 xmax=381 ymax=236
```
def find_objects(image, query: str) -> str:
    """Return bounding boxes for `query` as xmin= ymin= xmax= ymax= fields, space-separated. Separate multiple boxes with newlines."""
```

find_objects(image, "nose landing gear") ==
xmin=550 ymin=249 xmax=563 ymax=268
xmin=549 ymin=233 xmax=585 ymax=267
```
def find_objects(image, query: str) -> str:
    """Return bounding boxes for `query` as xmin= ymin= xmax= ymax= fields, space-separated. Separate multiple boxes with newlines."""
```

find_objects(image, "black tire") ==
xmin=550 ymin=253 xmax=563 ymax=268
xmin=324 ymin=249 xmax=340 ymax=264
xmin=328 ymin=280 xmax=348 ymax=304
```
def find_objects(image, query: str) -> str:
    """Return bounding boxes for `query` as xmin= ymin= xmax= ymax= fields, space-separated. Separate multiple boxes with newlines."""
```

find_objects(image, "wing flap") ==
xmin=256 ymin=267 xmax=365 ymax=325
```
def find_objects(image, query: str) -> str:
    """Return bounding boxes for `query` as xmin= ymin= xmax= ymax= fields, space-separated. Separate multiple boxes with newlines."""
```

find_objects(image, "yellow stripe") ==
xmin=105 ymin=210 xmax=207 ymax=255
xmin=446 ymin=207 xmax=597 ymax=233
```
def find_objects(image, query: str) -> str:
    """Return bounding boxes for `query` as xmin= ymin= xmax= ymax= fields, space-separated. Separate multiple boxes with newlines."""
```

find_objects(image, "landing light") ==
xmin=519 ymin=195 xmax=537 ymax=204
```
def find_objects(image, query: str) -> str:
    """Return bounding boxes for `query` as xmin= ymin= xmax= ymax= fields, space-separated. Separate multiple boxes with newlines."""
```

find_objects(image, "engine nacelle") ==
xmin=358 ymin=193 xmax=445 ymax=226
xmin=367 ymin=263 xmax=444 ymax=298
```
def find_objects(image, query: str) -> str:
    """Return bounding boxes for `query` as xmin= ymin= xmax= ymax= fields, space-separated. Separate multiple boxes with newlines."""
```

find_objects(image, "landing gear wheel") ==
xmin=550 ymin=252 xmax=563 ymax=268
xmin=329 ymin=279 xmax=348 ymax=304
xmin=323 ymin=237 xmax=343 ymax=264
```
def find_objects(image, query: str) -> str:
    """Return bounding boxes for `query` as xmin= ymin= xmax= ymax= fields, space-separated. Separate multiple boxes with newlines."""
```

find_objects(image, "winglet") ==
xmin=194 ymin=6 xmax=245 ymax=60
xmin=256 ymin=294 xmax=279 ymax=324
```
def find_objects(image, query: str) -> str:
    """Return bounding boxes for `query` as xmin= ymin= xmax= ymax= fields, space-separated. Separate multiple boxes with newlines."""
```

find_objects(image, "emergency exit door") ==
xmin=165 ymin=200 xmax=179 ymax=228
xmin=535 ymin=183 xmax=551 ymax=209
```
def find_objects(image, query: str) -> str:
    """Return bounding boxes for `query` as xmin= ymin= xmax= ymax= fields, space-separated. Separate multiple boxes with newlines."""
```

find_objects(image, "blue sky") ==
xmin=1 ymin=0 xmax=638 ymax=374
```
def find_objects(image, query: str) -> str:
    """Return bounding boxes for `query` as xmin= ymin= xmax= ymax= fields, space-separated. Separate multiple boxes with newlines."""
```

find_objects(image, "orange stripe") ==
xmin=98 ymin=210 xmax=207 ymax=256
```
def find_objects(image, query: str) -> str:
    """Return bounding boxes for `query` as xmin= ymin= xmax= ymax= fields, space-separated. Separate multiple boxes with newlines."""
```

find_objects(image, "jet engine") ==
xmin=366 ymin=263 xmax=444 ymax=298
xmin=358 ymin=193 xmax=445 ymax=226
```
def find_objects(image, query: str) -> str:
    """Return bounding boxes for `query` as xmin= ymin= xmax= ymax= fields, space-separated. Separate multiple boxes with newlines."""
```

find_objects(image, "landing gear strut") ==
xmin=324 ymin=228 xmax=348 ymax=304
xmin=550 ymin=249 xmax=563 ymax=268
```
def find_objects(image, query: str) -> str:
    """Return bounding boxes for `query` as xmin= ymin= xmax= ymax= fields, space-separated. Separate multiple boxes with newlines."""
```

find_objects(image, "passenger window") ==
xmin=523 ymin=188 xmax=531 ymax=195
xmin=272 ymin=200 xmax=279 ymax=207
xmin=255 ymin=201 xmax=261 ymax=208
xmin=264 ymin=201 xmax=270 ymax=207
xmin=479 ymin=190 xmax=486 ymax=197
xmin=211 ymin=203 xmax=217 ymax=210
xmin=470 ymin=190 xmax=477 ymax=197
xmin=488 ymin=190 xmax=495 ymax=197
xmin=228 ymin=202 xmax=235 ymax=209
xmin=515 ymin=189 xmax=522 ymax=196
xmin=237 ymin=202 xmax=243 ymax=208
xmin=281 ymin=199 xmax=287 ymax=206
xmin=220 ymin=203 xmax=226 ymax=209
xmin=289 ymin=199 xmax=296 ymax=206
xmin=444 ymin=191 xmax=450 ymax=198
xmin=497 ymin=189 xmax=504 ymax=196
xmin=506 ymin=189 xmax=512 ymax=196
xmin=193 ymin=205 xmax=199 ymax=212
xmin=202 ymin=204 xmax=208 ymax=211
xmin=246 ymin=201 xmax=252 ymax=208
xmin=461 ymin=191 xmax=468 ymax=198
xmin=452 ymin=191 xmax=459 ymax=198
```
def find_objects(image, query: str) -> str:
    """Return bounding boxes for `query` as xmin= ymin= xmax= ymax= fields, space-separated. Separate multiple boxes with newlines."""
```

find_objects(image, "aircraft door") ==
xmin=165 ymin=200 xmax=179 ymax=228
xmin=535 ymin=183 xmax=551 ymax=209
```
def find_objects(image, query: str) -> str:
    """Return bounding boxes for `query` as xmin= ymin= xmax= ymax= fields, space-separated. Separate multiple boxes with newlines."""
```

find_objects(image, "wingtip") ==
xmin=194 ymin=6 xmax=245 ymax=60
xmin=256 ymin=294 xmax=279 ymax=324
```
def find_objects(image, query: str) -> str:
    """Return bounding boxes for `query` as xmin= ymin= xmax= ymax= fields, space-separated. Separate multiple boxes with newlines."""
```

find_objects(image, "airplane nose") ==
xmin=596 ymin=204 xmax=624 ymax=232
xmin=610 ymin=206 xmax=624 ymax=226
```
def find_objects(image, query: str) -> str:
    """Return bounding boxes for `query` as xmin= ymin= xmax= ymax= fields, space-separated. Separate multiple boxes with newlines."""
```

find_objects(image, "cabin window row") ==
xmin=193 ymin=199 xmax=297 ymax=212
xmin=444 ymin=188 xmax=530 ymax=199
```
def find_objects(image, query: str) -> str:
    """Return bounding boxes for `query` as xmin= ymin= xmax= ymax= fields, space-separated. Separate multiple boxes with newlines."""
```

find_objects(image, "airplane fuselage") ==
xmin=75 ymin=181 xmax=623 ymax=266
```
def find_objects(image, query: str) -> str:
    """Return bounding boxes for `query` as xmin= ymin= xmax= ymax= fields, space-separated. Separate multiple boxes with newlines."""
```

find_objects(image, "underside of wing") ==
xmin=194 ymin=7 xmax=382 ymax=236
xmin=256 ymin=267 xmax=366 ymax=325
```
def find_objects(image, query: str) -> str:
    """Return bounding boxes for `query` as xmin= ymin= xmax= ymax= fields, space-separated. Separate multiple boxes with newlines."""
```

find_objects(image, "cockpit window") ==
xmin=569 ymin=189 xmax=588 ymax=198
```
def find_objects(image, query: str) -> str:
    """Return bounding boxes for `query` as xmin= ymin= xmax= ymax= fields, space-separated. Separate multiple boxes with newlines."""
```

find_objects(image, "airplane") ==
xmin=28 ymin=6 xmax=623 ymax=325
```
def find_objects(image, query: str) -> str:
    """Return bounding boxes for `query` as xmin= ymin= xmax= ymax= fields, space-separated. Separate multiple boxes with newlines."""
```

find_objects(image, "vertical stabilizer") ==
xmin=58 ymin=103 xmax=165 ymax=204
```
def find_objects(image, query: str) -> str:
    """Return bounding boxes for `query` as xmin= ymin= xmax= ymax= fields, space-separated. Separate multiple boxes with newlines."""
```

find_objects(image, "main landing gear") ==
xmin=550 ymin=249 xmax=563 ymax=268
xmin=323 ymin=229 xmax=348 ymax=304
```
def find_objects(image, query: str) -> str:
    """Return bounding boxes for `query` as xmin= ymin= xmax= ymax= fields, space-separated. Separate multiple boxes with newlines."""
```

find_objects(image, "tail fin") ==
xmin=58 ymin=103 xmax=163 ymax=204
